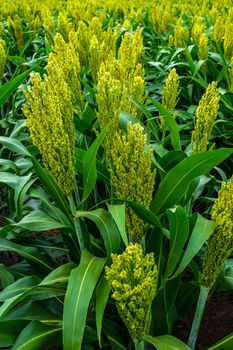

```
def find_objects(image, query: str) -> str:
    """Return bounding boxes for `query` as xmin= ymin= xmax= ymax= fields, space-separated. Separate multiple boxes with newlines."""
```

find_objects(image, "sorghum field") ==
xmin=0 ymin=0 xmax=233 ymax=349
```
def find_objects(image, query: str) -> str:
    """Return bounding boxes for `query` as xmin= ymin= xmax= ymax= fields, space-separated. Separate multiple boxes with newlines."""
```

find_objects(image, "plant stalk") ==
xmin=68 ymin=194 xmax=85 ymax=253
xmin=188 ymin=286 xmax=209 ymax=349
xmin=134 ymin=340 xmax=145 ymax=350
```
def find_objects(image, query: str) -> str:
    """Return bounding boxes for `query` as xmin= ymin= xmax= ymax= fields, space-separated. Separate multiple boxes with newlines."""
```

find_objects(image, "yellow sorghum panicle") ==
xmin=191 ymin=16 xmax=205 ymax=45
xmin=198 ymin=34 xmax=208 ymax=61
xmin=230 ymin=56 xmax=233 ymax=92
xmin=96 ymin=28 xmax=145 ymax=137
xmin=0 ymin=39 xmax=6 ymax=79
xmin=224 ymin=23 xmax=233 ymax=60
xmin=191 ymin=81 xmax=220 ymax=153
xmin=105 ymin=243 xmax=157 ymax=341
xmin=22 ymin=60 xmax=75 ymax=195
xmin=170 ymin=18 xmax=189 ymax=48
xmin=50 ymin=33 xmax=83 ymax=110
xmin=202 ymin=176 xmax=233 ymax=289
xmin=110 ymin=122 xmax=156 ymax=242
xmin=162 ymin=68 xmax=180 ymax=111
xmin=212 ymin=17 xmax=225 ymax=43
xmin=57 ymin=11 xmax=74 ymax=43
xmin=41 ymin=6 xmax=54 ymax=33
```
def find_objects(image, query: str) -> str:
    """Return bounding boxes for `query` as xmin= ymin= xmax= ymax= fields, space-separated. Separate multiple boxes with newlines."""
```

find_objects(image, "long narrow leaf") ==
xmin=151 ymin=149 xmax=233 ymax=215
xmin=63 ymin=250 xmax=105 ymax=350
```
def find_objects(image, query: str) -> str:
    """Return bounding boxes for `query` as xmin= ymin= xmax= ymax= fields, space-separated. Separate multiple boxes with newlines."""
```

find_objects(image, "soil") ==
xmin=175 ymin=291 xmax=233 ymax=349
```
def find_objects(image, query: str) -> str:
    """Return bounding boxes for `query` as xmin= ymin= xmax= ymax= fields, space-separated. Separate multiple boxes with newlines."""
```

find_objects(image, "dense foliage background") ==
xmin=0 ymin=0 xmax=233 ymax=349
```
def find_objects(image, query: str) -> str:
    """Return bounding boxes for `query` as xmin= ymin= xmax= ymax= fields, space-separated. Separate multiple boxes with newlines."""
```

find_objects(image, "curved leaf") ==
xmin=12 ymin=321 xmax=62 ymax=350
xmin=144 ymin=334 xmax=192 ymax=350
xmin=151 ymin=148 xmax=233 ymax=215
xmin=0 ymin=136 xmax=31 ymax=157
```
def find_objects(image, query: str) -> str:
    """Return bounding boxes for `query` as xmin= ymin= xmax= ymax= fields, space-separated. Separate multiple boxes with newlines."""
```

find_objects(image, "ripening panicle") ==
xmin=50 ymin=33 xmax=83 ymax=110
xmin=191 ymin=82 xmax=220 ymax=153
xmin=105 ymin=243 xmax=157 ymax=341
xmin=0 ymin=39 xmax=7 ymax=79
xmin=202 ymin=176 xmax=233 ymax=289
xmin=96 ymin=29 xmax=145 ymax=144
xmin=118 ymin=28 xmax=144 ymax=80
xmin=191 ymin=16 xmax=205 ymax=45
xmin=170 ymin=18 xmax=189 ymax=48
xmin=57 ymin=11 xmax=74 ymax=43
xmin=89 ymin=26 xmax=117 ymax=84
xmin=224 ymin=23 xmax=233 ymax=60
xmin=22 ymin=60 xmax=75 ymax=195
xmin=162 ymin=68 xmax=180 ymax=111
xmin=230 ymin=56 xmax=233 ymax=92
xmin=212 ymin=17 xmax=225 ymax=43
xmin=198 ymin=34 xmax=208 ymax=61
xmin=110 ymin=122 xmax=156 ymax=242
xmin=40 ymin=6 xmax=54 ymax=33
xmin=7 ymin=15 xmax=24 ymax=48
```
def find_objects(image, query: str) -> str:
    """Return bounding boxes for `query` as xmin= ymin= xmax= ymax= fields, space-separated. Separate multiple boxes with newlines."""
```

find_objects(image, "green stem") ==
xmin=134 ymin=340 xmax=145 ymax=350
xmin=188 ymin=286 xmax=209 ymax=350
xmin=68 ymin=194 xmax=85 ymax=253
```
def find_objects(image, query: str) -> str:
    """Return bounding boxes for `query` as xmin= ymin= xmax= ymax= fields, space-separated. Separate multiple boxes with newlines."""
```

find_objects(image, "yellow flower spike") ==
xmin=58 ymin=11 xmax=74 ymax=43
xmin=202 ymin=176 xmax=233 ymax=289
xmin=162 ymin=68 xmax=180 ymax=112
xmin=191 ymin=16 xmax=205 ymax=45
xmin=22 ymin=61 xmax=75 ymax=195
xmin=41 ymin=6 xmax=54 ymax=34
xmin=224 ymin=23 xmax=233 ymax=60
xmin=172 ymin=18 xmax=190 ymax=48
xmin=198 ymin=34 xmax=208 ymax=61
xmin=105 ymin=243 xmax=157 ymax=341
xmin=0 ymin=39 xmax=7 ymax=79
xmin=110 ymin=122 xmax=155 ymax=242
xmin=51 ymin=33 xmax=84 ymax=110
xmin=191 ymin=81 xmax=220 ymax=154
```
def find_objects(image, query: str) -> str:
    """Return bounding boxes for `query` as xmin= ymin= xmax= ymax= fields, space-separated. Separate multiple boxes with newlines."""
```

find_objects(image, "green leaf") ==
xmin=151 ymin=149 xmax=233 ymax=215
xmin=159 ymin=150 xmax=187 ymax=174
xmin=63 ymin=250 xmax=105 ymax=350
xmin=96 ymin=277 xmax=111 ymax=346
xmin=0 ymin=264 xmax=14 ymax=288
xmin=148 ymin=97 xmax=180 ymax=150
xmin=0 ymin=320 xmax=28 ymax=347
xmin=39 ymin=262 xmax=76 ymax=286
xmin=82 ymin=124 xmax=109 ymax=202
xmin=16 ymin=211 xmax=67 ymax=231
xmin=75 ymin=209 xmax=121 ymax=261
xmin=0 ymin=136 xmax=31 ymax=157
xmin=0 ymin=276 xmax=39 ymax=301
xmin=107 ymin=203 xmax=128 ymax=246
xmin=208 ymin=332 xmax=233 ymax=349
xmin=172 ymin=214 xmax=216 ymax=278
xmin=102 ymin=320 xmax=128 ymax=350
xmin=0 ymin=237 xmax=53 ymax=272
xmin=144 ymin=334 xmax=192 ymax=349
xmin=0 ymin=69 xmax=32 ymax=107
xmin=32 ymin=157 xmax=70 ymax=218
xmin=165 ymin=206 xmax=189 ymax=279
xmin=75 ymin=148 xmax=110 ymax=183
xmin=12 ymin=321 xmax=62 ymax=350
xmin=4 ymin=301 xmax=60 ymax=322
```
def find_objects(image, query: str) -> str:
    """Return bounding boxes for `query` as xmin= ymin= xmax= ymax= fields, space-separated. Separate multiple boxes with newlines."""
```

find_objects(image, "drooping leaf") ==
xmin=16 ymin=211 xmax=67 ymax=231
xmin=0 ymin=320 xmax=28 ymax=347
xmin=75 ymin=209 xmax=121 ymax=260
xmin=144 ymin=334 xmax=192 ymax=349
xmin=12 ymin=321 xmax=62 ymax=350
xmin=151 ymin=149 xmax=233 ymax=215
xmin=0 ymin=69 xmax=32 ymax=107
xmin=0 ymin=237 xmax=53 ymax=272
xmin=107 ymin=203 xmax=127 ymax=246
xmin=0 ymin=136 xmax=31 ymax=157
